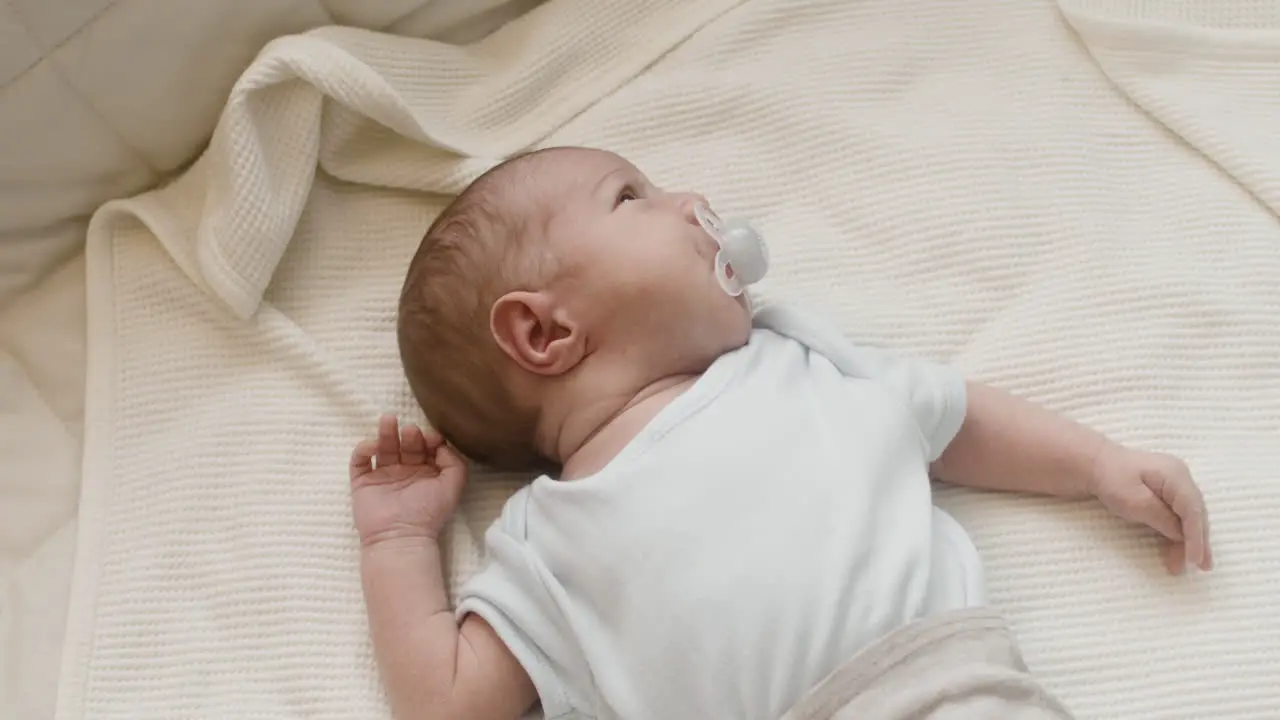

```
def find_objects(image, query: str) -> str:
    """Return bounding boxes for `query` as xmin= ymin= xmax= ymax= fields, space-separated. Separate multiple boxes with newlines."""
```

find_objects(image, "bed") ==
xmin=3 ymin=0 xmax=1278 ymax=718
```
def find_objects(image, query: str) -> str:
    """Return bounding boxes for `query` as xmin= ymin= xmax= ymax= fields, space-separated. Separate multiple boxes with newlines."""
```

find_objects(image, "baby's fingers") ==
xmin=1130 ymin=490 xmax=1183 ymax=544
xmin=421 ymin=426 xmax=446 ymax=453
xmin=434 ymin=443 xmax=468 ymax=502
xmin=400 ymin=424 xmax=428 ymax=466
xmin=349 ymin=439 xmax=378 ymax=483
xmin=1184 ymin=506 xmax=1212 ymax=572
xmin=1161 ymin=541 xmax=1187 ymax=576
xmin=1186 ymin=474 xmax=1213 ymax=572
xmin=375 ymin=414 xmax=401 ymax=468
xmin=1182 ymin=507 xmax=1209 ymax=573
xmin=1155 ymin=463 xmax=1209 ymax=571
xmin=1201 ymin=513 xmax=1214 ymax=571
xmin=434 ymin=441 xmax=465 ymax=474
xmin=1144 ymin=456 xmax=1212 ymax=572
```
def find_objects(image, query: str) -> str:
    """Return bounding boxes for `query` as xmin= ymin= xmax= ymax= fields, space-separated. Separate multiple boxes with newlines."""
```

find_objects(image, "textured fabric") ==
xmin=458 ymin=311 xmax=975 ymax=719
xmin=0 ymin=0 xmax=539 ymax=305
xmin=781 ymin=609 xmax=1075 ymax=720
xmin=59 ymin=0 xmax=1280 ymax=718
xmin=0 ymin=256 xmax=86 ymax=720
xmin=1 ymin=3 xmax=543 ymax=717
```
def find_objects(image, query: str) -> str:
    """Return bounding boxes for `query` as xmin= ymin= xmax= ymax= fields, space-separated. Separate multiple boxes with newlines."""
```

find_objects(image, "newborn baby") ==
xmin=349 ymin=147 xmax=1213 ymax=720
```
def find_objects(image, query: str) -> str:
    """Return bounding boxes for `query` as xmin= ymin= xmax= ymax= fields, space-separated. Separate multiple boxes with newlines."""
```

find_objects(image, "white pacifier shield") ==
xmin=694 ymin=204 xmax=769 ymax=297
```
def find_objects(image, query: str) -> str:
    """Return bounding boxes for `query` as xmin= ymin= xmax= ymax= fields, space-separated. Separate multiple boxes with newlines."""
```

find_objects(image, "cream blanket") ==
xmin=58 ymin=0 xmax=1280 ymax=718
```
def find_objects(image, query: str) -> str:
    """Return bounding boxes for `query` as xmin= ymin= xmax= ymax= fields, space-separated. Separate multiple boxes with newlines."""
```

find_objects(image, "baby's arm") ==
xmin=930 ymin=382 xmax=1104 ymax=499
xmin=361 ymin=541 xmax=535 ymax=720
xmin=352 ymin=416 xmax=536 ymax=720
xmin=932 ymin=382 xmax=1212 ymax=573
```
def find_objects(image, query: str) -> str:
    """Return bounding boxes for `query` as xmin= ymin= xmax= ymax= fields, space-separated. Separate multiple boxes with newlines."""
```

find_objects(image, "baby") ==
xmin=349 ymin=147 xmax=1213 ymax=720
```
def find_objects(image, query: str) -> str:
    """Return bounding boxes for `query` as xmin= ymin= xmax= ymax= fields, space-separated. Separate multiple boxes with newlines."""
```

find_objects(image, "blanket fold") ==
xmin=1059 ymin=0 xmax=1280 ymax=219
xmin=163 ymin=0 xmax=743 ymax=320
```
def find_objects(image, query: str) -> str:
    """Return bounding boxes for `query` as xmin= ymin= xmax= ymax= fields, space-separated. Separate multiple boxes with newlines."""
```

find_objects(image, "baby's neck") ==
xmin=542 ymin=373 xmax=700 ymax=481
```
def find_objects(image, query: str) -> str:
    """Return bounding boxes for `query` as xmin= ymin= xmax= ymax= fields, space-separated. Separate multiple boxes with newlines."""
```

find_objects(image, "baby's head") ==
xmin=397 ymin=147 xmax=752 ymax=470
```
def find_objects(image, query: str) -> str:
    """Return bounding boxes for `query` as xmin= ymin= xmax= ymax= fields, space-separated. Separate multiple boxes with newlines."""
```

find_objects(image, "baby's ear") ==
xmin=490 ymin=291 xmax=584 ymax=376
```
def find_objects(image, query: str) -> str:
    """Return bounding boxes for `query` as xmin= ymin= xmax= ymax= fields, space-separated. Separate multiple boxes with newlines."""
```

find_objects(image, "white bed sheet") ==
xmin=0 ymin=251 xmax=86 ymax=720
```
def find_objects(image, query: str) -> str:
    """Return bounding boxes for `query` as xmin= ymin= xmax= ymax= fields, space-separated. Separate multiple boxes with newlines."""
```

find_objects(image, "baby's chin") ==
xmin=648 ymin=299 xmax=750 ymax=372
xmin=714 ymin=292 xmax=755 ymax=349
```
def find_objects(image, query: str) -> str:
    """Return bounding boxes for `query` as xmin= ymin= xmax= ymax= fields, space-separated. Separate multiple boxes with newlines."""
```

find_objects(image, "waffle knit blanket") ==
xmin=58 ymin=0 xmax=1280 ymax=717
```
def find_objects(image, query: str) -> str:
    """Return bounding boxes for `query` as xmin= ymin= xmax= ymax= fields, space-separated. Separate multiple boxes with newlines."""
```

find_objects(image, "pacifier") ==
xmin=694 ymin=204 xmax=769 ymax=297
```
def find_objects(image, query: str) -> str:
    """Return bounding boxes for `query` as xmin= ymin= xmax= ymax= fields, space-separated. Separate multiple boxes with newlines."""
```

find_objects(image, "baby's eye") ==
xmin=616 ymin=186 xmax=639 ymax=206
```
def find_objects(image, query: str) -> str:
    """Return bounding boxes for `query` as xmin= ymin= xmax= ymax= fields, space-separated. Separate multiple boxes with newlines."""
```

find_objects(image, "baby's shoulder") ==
xmin=486 ymin=482 xmax=537 ymax=539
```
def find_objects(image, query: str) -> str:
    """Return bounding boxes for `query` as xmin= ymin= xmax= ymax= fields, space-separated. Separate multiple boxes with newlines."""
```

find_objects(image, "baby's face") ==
xmin=542 ymin=149 xmax=752 ymax=367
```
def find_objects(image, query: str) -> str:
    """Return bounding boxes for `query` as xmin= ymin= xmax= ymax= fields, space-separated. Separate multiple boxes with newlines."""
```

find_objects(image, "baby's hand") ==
xmin=349 ymin=414 xmax=467 ymax=547
xmin=1091 ymin=444 xmax=1213 ymax=574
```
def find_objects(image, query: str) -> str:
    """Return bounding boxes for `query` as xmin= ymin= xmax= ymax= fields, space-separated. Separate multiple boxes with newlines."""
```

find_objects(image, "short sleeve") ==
xmin=844 ymin=343 xmax=968 ymax=462
xmin=753 ymin=303 xmax=968 ymax=461
xmin=456 ymin=490 xmax=587 ymax=719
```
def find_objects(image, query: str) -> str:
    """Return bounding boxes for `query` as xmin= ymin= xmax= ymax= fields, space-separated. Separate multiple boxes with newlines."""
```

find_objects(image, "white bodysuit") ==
xmin=457 ymin=304 xmax=985 ymax=719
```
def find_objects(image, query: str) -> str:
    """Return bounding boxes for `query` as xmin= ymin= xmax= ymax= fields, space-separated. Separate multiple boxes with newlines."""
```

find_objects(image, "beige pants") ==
xmin=783 ymin=609 xmax=1076 ymax=720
